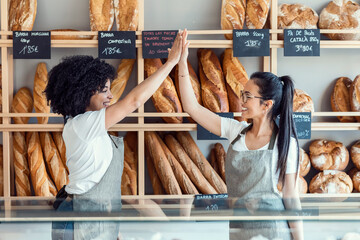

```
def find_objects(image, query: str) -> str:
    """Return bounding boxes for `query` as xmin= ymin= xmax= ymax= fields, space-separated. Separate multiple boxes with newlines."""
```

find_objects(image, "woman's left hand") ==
xmin=167 ymin=30 xmax=183 ymax=65
xmin=179 ymin=29 xmax=190 ymax=63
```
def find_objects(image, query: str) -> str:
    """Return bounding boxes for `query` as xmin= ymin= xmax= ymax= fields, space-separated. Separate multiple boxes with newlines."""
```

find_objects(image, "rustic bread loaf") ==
xmin=89 ymin=0 xmax=115 ymax=31
xmin=198 ymin=49 xmax=229 ymax=113
xmin=114 ymin=0 xmax=139 ymax=31
xmin=293 ymin=89 xmax=314 ymax=113
xmin=246 ymin=0 xmax=270 ymax=29
xmin=299 ymin=148 xmax=311 ymax=177
xmin=350 ymin=75 xmax=360 ymax=122
xmin=348 ymin=168 xmax=360 ymax=192
xmin=144 ymin=58 xmax=183 ymax=123
xmin=33 ymin=63 xmax=50 ymax=124
xmin=9 ymin=0 xmax=37 ymax=31
xmin=11 ymin=87 xmax=34 ymax=124
xmin=319 ymin=0 xmax=360 ymax=40
xmin=110 ymin=59 xmax=136 ymax=105
xmin=309 ymin=170 xmax=353 ymax=193
xmin=14 ymin=132 xmax=32 ymax=196
xmin=277 ymin=175 xmax=308 ymax=194
xmin=351 ymin=140 xmax=360 ymax=170
xmin=309 ymin=139 xmax=349 ymax=171
xmin=221 ymin=0 xmax=246 ymax=39
xmin=331 ymin=77 xmax=356 ymax=122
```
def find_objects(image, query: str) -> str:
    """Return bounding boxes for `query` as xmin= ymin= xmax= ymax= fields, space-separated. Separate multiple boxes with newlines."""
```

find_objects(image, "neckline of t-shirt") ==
xmin=242 ymin=132 xmax=270 ymax=151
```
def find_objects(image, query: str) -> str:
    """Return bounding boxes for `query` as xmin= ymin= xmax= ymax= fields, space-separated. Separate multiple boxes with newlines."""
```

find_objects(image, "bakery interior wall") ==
xmin=11 ymin=0 xmax=359 ymax=189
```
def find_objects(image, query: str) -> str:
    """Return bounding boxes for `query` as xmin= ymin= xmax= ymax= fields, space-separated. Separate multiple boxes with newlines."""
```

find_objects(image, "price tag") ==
xmin=194 ymin=194 xmax=228 ymax=211
xmin=197 ymin=112 xmax=233 ymax=140
xmin=142 ymin=30 xmax=178 ymax=58
xmin=233 ymin=29 xmax=270 ymax=57
xmin=284 ymin=29 xmax=320 ymax=56
xmin=98 ymin=31 xmax=136 ymax=59
xmin=293 ymin=112 xmax=311 ymax=139
xmin=13 ymin=31 xmax=51 ymax=59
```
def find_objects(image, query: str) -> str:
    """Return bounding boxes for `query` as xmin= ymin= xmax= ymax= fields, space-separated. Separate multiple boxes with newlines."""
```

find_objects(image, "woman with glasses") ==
xmin=177 ymin=30 xmax=303 ymax=240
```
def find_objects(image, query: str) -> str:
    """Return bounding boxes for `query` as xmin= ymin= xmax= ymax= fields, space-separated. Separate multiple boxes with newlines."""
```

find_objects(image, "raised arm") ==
xmin=104 ymin=31 xmax=183 ymax=130
xmin=178 ymin=30 xmax=221 ymax=136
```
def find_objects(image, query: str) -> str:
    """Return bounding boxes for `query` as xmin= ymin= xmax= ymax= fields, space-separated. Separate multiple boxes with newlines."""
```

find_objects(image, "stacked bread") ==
xmin=145 ymin=131 xmax=227 ymax=194
xmin=331 ymin=75 xmax=360 ymax=122
xmin=122 ymin=132 xmax=138 ymax=195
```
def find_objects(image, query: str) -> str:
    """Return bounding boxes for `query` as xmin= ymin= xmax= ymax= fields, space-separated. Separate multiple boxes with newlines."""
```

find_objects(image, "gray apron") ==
xmin=226 ymin=125 xmax=292 ymax=240
xmin=73 ymin=135 xmax=124 ymax=240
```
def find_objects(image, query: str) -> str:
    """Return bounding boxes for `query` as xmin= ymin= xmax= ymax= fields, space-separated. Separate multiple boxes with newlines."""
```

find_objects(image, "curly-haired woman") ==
xmin=48 ymin=31 xmax=184 ymax=240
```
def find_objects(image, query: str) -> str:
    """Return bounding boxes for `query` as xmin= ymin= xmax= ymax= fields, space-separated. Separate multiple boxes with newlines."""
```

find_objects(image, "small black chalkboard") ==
xmin=233 ymin=29 xmax=270 ymax=57
xmin=284 ymin=29 xmax=320 ymax=56
xmin=194 ymin=194 xmax=228 ymax=211
xmin=98 ymin=31 xmax=136 ymax=59
xmin=142 ymin=30 xmax=178 ymax=59
xmin=293 ymin=112 xmax=311 ymax=139
xmin=13 ymin=31 xmax=51 ymax=59
xmin=197 ymin=112 xmax=234 ymax=140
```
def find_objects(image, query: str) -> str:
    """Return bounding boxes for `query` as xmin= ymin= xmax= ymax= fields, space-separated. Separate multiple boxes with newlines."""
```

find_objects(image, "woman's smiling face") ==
xmin=86 ymin=80 xmax=113 ymax=111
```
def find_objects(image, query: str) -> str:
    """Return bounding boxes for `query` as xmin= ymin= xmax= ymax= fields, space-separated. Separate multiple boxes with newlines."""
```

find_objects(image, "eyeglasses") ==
xmin=240 ymin=90 xmax=266 ymax=103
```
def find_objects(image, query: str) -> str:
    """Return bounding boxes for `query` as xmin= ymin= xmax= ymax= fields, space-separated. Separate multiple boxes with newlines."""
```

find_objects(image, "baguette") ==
xmin=144 ymin=58 xmax=183 ymax=123
xmin=214 ymin=143 xmax=226 ymax=183
xmin=121 ymin=161 xmax=136 ymax=195
xmin=39 ymin=132 xmax=69 ymax=190
xmin=221 ymin=0 xmax=246 ymax=39
xmin=198 ymin=49 xmax=229 ymax=113
xmin=110 ymin=59 xmax=136 ymax=105
xmin=51 ymin=132 xmax=68 ymax=173
xmin=33 ymin=63 xmax=50 ymax=124
xmin=89 ymin=0 xmax=115 ymax=31
xmin=246 ymin=0 xmax=270 ymax=29
xmin=165 ymin=134 xmax=217 ymax=194
xmin=114 ymin=0 xmax=139 ymax=31
xmin=0 ymin=89 xmax=2 ymax=124
xmin=0 ymin=145 xmax=3 ymax=196
xmin=124 ymin=140 xmax=137 ymax=195
xmin=145 ymin=132 xmax=182 ymax=195
xmin=50 ymin=29 xmax=92 ymax=40
xmin=11 ymin=87 xmax=34 ymax=124
xmin=14 ymin=132 xmax=32 ymax=196
xmin=222 ymin=48 xmax=248 ymax=121
xmin=26 ymin=132 xmax=55 ymax=196
xmin=176 ymin=132 xmax=227 ymax=193
xmin=9 ymin=0 xmax=37 ymax=31
xmin=210 ymin=148 xmax=219 ymax=174
xmin=145 ymin=147 xmax=165 ymax=195
xmin=155 ymin=133 xmax=199 ymax=194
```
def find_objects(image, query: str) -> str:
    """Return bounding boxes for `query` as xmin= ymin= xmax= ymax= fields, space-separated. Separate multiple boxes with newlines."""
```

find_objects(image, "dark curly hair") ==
xmin=45 ymin=55 xmax=116 ymax=118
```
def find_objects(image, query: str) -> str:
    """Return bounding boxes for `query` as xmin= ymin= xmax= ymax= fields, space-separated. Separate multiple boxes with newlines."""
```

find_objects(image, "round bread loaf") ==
xmin=276 ymin=175 xmax=308 ymax=194
xmin=309 ymin=170 xmax=353 ymax=193
xmin=319 ymin=0 xmax=360 ymax=40
xmin=348 ymin=168 xmax=360 ymax=192
xmin=350 ymin=75 xmax=360 ymax=122
xmin=299 ymin=148 xmax=311 ymax=177
xmin=331 ymin=77 xmax=356 ymax=122
xmin=351 ymin=140 xmax=360 ymax=169
xmin=278 ymin=4 xmax=318 ymax=39
xmin=293 ymin=89 xmax=314 ymax=113
xmin=309 ymin=139 xmax=349 ymax=171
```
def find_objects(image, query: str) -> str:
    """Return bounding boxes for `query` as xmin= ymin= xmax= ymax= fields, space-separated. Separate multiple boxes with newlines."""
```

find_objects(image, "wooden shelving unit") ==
xmin=1 ymin=0 xmax=360 ymax=214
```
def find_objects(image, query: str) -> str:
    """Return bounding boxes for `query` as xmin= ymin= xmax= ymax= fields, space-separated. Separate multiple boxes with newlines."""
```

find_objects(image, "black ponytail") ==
xmin=251 ymin=72 xmax=299 ymax=186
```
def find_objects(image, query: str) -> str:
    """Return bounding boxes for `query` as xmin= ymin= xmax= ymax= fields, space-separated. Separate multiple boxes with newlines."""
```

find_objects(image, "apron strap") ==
xmin=230 ymin=124 xmax=253 ymax=145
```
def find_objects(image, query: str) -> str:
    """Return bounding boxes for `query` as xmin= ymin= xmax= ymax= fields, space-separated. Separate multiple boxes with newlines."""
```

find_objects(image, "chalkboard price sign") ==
xmin=293 ymin=112 xmax=311 ymax=139
xmin=13 ymin=31 xmax=51 ymax=59
xmin=142 ymin=30 xmax=178 ymax=58
xmin=284 ymin=29 xmax=320 ymax=56
xmin=197 ymin=112 xmax=234 ymax=140
xmin=194 ymin=194 xmax=228 ymax=211
xmin=98 ymin=31 xmax=136 ymax=59
xmin=233 ymin=29 xmax=270 ymax=57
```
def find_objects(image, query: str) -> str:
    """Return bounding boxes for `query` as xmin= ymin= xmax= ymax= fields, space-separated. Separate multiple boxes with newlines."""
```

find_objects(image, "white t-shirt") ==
xmin=221 ymin=117 xmax=299 ymax=194
xmin=64 ymin=108 xmax=113 ymax=194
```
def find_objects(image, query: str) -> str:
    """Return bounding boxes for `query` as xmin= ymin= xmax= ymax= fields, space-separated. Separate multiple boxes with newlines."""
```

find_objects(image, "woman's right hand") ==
xmin=167 ymin=30 xmax=183 ymax=66
xmin=179 ymin=29 xmax=189 ymax=63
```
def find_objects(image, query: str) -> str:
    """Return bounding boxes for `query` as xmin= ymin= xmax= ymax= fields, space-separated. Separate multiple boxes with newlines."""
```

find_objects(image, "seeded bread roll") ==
xmin=246 ymin=0 xmax=270 ymax=29
xmin=221 ymin=0 xmax=246 ymax=39
xmin=11 ymin=87 xmax=34 ymax=124
xmin=293 ymin=89 xmax=314 ymax=113
xmin=331 ymin=77 xmax=356 ymax=122
xmin=114 ymin=0 xmax=139 ymax=31
xmin=9 ymin=0 xmax=37 ymax=31
xmin=198 ymin=49 xmax=229 ymax=113
xmin=309 ymin=170 xmax=353 ymax=194
xmin=309 ymin=139 xmax=349 ymax=171
xmin=350 ymin=75 xmax=360 ymax=122
xmin=89 ymin=0 xmax=114 ymax=31
xmin=33 ymin=63 xmax=50 ymax=124
xmin=351 ymin=140 xmax=360 ymax=170
xmin=299 ymin=148 xmax=311 ymax=177
xmin=319 ymin=0 xmax=360 ymax=40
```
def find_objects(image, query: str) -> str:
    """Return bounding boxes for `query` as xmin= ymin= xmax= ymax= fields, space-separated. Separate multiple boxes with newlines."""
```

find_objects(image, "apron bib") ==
xmin=73 ymin=135 xmax=124 ymax=240
xmin=226 ymin=125 xmax=291 ymax=240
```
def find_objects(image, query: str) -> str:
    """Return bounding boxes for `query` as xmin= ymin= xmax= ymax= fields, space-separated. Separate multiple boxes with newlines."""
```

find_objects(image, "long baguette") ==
xmin=145 ymin=148 xmax=165 ymax=195
xmin=145 ymin=132 xmax=182 ymax=195
xmin=214 ymin=143 xmax=226 ymax=183
xmin=155 ymin=134 xmax=199 ymax=194
xmin=176 ymin=132 xmax=227 ymax=193
xmin=165 ymin=134 xmax=217 ymax=194
xmin=123 ymin=140 xmax=137 ymax=195
xmin=51 ymin=132 xmax=68 ymax=173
